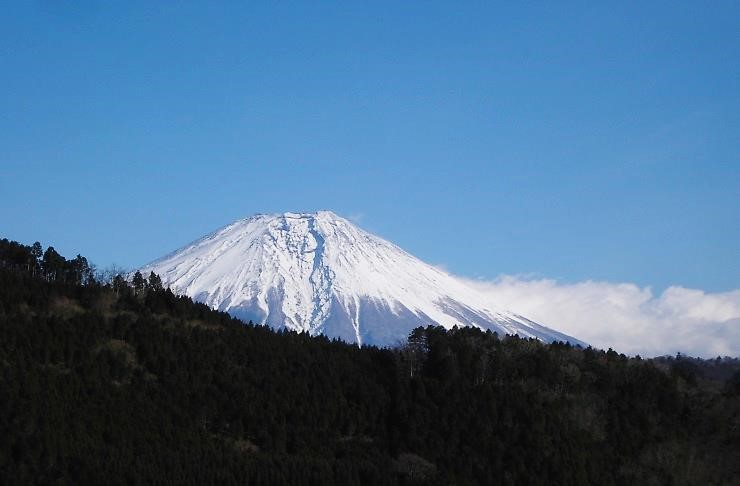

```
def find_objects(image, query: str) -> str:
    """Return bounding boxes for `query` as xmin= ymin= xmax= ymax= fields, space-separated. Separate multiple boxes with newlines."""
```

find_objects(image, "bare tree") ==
xmin=95 ymin=264 xmax=129 ymax=286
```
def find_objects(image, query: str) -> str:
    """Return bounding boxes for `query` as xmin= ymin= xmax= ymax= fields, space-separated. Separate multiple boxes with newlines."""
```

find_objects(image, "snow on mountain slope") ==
xmin=138 ymin=211 xmax=585 ymax=347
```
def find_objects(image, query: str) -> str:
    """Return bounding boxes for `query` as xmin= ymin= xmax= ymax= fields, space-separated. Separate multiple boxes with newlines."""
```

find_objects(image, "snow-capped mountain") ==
xmin=138 ymin=211 xmax=584 ymax=347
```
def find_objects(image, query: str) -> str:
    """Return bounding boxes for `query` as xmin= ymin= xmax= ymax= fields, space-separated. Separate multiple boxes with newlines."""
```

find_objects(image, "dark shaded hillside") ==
xmin=1 ymin=238 xmax=739 ymax=485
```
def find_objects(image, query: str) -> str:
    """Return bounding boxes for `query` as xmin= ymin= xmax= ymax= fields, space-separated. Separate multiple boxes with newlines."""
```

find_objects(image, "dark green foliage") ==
xmin=148 ymin=271 xmax=163 ymax=292
xmin=131 ymin=271 xmax=145 ymax=294
xmin=1 ymin=239 xmax=92 ymax=285
xmin=41 ymin=246 xmax=65 ymax=282
xmin=0 ymin=238 xmax=738 ymax=484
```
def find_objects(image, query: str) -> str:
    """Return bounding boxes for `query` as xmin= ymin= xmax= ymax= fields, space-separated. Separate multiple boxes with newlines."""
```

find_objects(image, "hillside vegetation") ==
xmin=1 ymin=238 xmax=739 ymax=485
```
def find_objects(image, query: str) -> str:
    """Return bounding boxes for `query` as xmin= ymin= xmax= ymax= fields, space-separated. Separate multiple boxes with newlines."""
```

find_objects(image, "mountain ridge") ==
xmin=139 ymin=211 xmax=585 ymax=347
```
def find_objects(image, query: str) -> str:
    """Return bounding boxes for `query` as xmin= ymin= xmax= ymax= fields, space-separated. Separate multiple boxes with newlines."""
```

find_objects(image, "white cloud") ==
xmin=463 ymin=275 xmax=740 ymax=358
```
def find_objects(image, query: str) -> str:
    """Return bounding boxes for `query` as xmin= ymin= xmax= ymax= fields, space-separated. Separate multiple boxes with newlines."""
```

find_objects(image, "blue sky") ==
xmin=2 ymin=1 xmax=739 ymax=293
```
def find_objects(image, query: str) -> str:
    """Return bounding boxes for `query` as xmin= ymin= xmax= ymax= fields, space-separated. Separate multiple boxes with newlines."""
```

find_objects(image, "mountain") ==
xmin=138 ymin=211 xmax=584 ymax=347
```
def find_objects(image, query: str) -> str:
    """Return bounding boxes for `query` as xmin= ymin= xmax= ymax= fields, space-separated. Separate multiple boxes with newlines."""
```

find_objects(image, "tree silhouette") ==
xmin=30 ymin=242 xmax=42 ymax=276
xmin=42 ymin=246 xmax=65 ymax=281
xmin=132 ymin=270 xmax=145 ymax=294
xmin=148 ymin=271 xmax=163 ymax=291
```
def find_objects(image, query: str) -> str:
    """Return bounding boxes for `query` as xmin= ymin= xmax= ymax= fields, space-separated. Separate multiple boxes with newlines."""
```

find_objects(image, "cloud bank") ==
xmin=464 ymin=276 xmax=740 ymax=358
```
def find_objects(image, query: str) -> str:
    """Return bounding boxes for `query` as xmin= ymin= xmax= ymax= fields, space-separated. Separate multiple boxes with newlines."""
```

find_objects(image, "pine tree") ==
xmin=148 ymin=272 xmax=163 ymax=291
xmin=112 ymin=274 xmax=128 ymax=295
xmin=69 ymin=255 xmax=91 ymax=285
xmin=132 ymin=271 xmax=145 ymax=294
xmin=30 ymin=242 xmax=43 ymax=276
xmin=42 ymin=246 xmax=65 ymax=282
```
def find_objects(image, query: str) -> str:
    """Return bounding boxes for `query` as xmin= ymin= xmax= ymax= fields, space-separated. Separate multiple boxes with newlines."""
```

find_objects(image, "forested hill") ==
xmin=1 ymin=238 xmax=739 ymax=485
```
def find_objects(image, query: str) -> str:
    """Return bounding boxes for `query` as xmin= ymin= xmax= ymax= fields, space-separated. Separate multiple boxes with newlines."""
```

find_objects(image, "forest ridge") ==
xmin=1 ymin=238 xmax=739 ymax=485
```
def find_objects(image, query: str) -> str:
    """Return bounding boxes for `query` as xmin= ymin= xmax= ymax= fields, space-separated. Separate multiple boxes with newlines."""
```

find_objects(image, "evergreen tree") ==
xmin=132 ymin=270 xmax=145 ymax=294
xmin=30 ymin=242 xmax=42 ymax=276
xmin=41 ymin=246 xmax=65 ymax=281
xmin=68 ymin=254 xmax=91 ymax=285
xmin=112 ymin=274 xmax=128 ymax=295
xmin=148 ymin=271 xmax=163 ymax=291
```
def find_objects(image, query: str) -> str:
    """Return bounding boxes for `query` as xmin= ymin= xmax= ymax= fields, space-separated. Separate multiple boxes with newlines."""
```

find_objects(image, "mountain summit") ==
xmin=139 ymin=211 xmax=583 ymax=346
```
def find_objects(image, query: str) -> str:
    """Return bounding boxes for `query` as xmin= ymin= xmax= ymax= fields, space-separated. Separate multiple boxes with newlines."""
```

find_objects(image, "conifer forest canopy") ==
xmin=1 ymin=238 xmax=739 ymax=484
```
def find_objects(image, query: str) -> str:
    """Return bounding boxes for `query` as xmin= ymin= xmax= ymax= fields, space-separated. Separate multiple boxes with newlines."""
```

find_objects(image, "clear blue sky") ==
xmin=1 ymin=1 xmax=738 ymax=292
